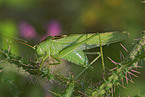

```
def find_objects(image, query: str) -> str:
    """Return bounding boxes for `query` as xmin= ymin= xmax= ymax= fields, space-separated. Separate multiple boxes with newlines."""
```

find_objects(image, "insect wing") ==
xmin=63 ymin=50 xmax=89 ymax=67
xmin=52 ymin=31 xmax=129 ymax=50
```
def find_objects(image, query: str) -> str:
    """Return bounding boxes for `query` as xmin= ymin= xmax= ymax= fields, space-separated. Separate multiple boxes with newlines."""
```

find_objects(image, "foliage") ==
xmin=0 ymin=0 xmax=145 ymax=97
xmin=0 ymin=31 xmax=145 ymax=97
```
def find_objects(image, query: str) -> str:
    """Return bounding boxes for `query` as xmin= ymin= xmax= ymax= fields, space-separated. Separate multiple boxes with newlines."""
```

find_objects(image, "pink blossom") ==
xmin=41 ymin=20 xmax=62 ymax=41
xmin=46 ymin=20 xmax=61 ymax=36
xmin=19 ymin=21 xmax=37 ymax=39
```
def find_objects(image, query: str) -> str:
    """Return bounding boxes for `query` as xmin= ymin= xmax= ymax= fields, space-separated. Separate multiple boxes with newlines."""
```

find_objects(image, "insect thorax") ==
xmin=36 ymin=38 xmax=64 ymax=58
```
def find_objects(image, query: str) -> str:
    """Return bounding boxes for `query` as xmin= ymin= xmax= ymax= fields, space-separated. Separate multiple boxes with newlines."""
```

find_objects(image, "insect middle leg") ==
xmin=49 ymin=55 xmax=61 ymax=65
xmin=39 ymin=55 xmax=61 ymax=71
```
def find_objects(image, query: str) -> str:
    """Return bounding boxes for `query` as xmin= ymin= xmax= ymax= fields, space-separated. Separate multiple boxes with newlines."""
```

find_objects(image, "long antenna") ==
xmin=0 ymin=34 xmax=35 ymax=49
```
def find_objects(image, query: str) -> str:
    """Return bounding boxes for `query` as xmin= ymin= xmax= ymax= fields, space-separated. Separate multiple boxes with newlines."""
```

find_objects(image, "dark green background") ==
xmin=0 ymin=0 xmax=145 ymax=96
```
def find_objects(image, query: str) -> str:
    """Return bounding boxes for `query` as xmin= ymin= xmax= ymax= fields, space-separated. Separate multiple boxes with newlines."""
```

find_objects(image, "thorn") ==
xmin=107 ymin=57 xmax=119 ymax=65
xmin=114 ymin=84 xmax=116 ymax=93
xmin=118 ymin=82 xmax=127 ymax=89
xmin=105 ymin=66 xmax=110 ymax=70
xmin=135 ymin=65 xmax=143 ymax=68
xmin=131 ymin=69 xmax=140 ymax=74
xmin=50 ymin=79 xmax=54 ymax=84
xmin=132 ymin=42 xmax=135 ymax=45
xmin=30 ymin=56 xmax=32 ymax=62
xmin=0 ymin=69 xmax=3 ymax=73
xmin=0 ymin=60 xmax=4 ymax=64
xmin=8 ymin=44 xmax=11 ymax=52
xmin=110 ymin=67 xmax=117 ymax=71
xmin=127 ymin=95 xmax=131 ymax=97
xmin=141 ymin=1 xmax=145 ymax=3
xmin=121 ymin=78 xmax=124 ymax=87
xmin=117 ymin=84 xmax=120 ymax=90
xmin=122 ymin=85 xmax=127 ymax=89
xmin=129 ymin=80 xmax=134 ymax=84
xmin=119 ymin=93 xmax=120 ymax=97
xmin=104 ymin=70 xmax=110 ymax=74
xmin=48 ymin=89 xmax=60 ymax=96
xmin=120 ymin=51 xmax=123 ymax=61
xmin=128 ymin=73 xmax=134 ymax=83
xmin=120 ymin=43 xmax=128 ymax=52
xmin=111 ymin=87 xmax=113 ymax=95
xmin=134 ymin=38 xmax=140 ymax=40
xmin=128 ymin=72 xmax=138 ymax=77
xmin=125 ymin=73 xmax=134 ymax=84
xmin=120 ymin=51 xmax=125 ymax=61
xmin=96 ymin=81 xmax=102 ymax=88
xmin=125 ymin=73 xmax=128 ymax=84
xmin=107 ymin=73 xmax=113 ymax=75
xmin=134 ymin=62 xmax=139 ymax=68
xmin=78 ymin=90 xmax=87 ymax=96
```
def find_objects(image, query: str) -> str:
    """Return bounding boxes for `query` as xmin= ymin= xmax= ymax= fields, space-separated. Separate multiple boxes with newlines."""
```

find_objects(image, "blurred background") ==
xmin=0 ymin=0 xmax=145 ymax=97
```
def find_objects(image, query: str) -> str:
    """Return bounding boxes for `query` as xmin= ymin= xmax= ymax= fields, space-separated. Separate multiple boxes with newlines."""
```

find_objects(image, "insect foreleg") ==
xmin=39 ymin=55 xmax=61 ymax=71
xmin=49 ymin=55 xmax=61 ymax=65
xmin=39 ymin=58 xmax=45 ymax=71
xmin=38 ymin=52 xmax=50 ymax=71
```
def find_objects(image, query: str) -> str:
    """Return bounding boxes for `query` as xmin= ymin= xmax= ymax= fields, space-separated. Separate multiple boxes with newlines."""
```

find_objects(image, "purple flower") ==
xmin=19 ymin=21 xmax=37 ymax=39
xmin=46 ymin=20 xmax=61 ymax=36
xmin=41 ymin=20 xmax=62 ymax=41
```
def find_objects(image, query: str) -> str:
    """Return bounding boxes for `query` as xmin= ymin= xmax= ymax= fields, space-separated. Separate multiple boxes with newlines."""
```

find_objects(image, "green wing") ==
xmin=52 ymin=31 xmax=129 ymax=50
xmin=63 ymin=50 xmax=88 ymax=67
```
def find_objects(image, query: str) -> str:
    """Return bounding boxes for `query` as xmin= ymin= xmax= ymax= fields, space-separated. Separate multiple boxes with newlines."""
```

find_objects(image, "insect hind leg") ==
xmin=75 ymin=52 xmax=101 ymax=80
xmin=84 ymin=51 xmax=101 ymax=68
